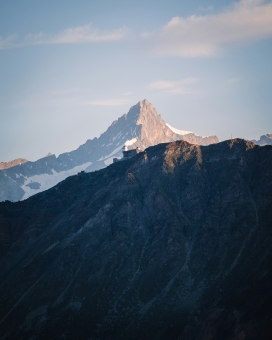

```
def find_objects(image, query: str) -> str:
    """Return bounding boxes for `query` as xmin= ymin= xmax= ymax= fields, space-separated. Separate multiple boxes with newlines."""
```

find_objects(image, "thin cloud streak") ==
xmin=148 ymin=78 xmax=200 ymax=95
xmin=122 ymin=92 xmax=134 ymax=96
xmin=142 ymin=0 xmax=272 ymax=57
xmin=25 ymin=24 xmax=128 ymax=45
xmin=53 ymin=88 xmax=93 ymax=95
xmin=0 ymin=34 xmax=17 ymax=50
xmin=84 ymin=99 xmax=129 ymax=106
xmin=0 ymin=24 xmax=128 ymax=50
xmin=13 ymin=94 xmax=129 ymax=109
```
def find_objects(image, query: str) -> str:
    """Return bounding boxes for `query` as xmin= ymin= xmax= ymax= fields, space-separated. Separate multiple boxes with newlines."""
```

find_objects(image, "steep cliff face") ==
xmin=115 ymin=99 xmax=219 ymax=152
xmin=0 ymin=100 xmax=219 ymax=202
xmin=128 ymin=99 xmax=177 ymax=149
xmin=0 ymin=139 xmax=271 ymax=339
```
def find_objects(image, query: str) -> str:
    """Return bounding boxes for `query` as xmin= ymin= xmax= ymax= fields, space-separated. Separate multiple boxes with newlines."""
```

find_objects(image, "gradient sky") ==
xmin=0 ymin=0 xmax=272 ymax=162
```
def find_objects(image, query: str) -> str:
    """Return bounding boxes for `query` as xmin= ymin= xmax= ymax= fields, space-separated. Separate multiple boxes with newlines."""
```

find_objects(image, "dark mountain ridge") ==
xmin=0 ymin=139 xmax=272 ymax=339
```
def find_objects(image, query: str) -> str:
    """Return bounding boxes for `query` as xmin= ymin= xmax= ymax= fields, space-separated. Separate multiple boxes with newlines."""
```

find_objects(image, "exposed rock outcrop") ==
xmin=0 ymin=158 xmax=28 ymax=170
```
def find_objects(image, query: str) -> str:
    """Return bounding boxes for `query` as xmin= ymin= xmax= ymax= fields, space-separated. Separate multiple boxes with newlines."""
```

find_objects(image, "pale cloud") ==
xmin=0 ymin=34 xmax=17 ymax=50
xmin=142 ymin=0 xmax=272 ymax=57
xmin=84 ymin=99 xmax=129 ymax=106
xmin=122 ymin=92 xmax=134 ymax=96
xmin=13 ymin=93 xmax=129 ymax=109
xmin=148 ymin=78 xmax=200 ymax=95
xmin=0 ymin=24 xmax=128 ymax=49
xmin=53 ymin=88 xmax=92 ymax=95
xmin=24 ymin=24 xmax=128 ymax=45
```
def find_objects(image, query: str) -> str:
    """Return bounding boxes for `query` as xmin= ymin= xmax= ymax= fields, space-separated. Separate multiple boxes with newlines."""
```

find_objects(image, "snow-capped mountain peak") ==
xmin=0 ymin=100 xmax=219 ymax=201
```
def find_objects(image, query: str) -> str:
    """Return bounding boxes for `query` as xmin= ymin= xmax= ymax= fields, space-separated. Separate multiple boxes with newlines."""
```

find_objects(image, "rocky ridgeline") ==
xmin=0 ymin=100 xmax=219 ymax=202
xmin=0 ymin=158 xmax=28 ymax=170
xmin=0 ymin=139 xmax=271 ymax=339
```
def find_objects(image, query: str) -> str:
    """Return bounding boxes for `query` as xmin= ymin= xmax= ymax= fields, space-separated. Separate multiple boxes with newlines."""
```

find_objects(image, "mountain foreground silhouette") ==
xmin=0 ymin=139 xmax=272 ymax=339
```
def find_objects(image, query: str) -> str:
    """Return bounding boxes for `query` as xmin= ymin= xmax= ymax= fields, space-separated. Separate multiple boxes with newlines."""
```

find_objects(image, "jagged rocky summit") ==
xmin=252 ymin=133 xmax=272 ymax=146
xmin=0 ymin=99 xmax=219 ymax=202
xmin=0 ymin=139 xmax=272 ymax=339
xmin=0 ymin=158 xmax=28 ymax=170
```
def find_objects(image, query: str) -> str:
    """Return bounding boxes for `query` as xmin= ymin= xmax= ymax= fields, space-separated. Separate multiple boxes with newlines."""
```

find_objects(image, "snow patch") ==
xmin=21 ymin=162 xmax=92 ymax=200
xmin=124 ymin=138 xmax=137 ymax=146
xmin=112 ymin=131 xmax=122 ymax=142
xmin=166 ymin=123 xmax=192 ymax=136
xmin=104 ymin=157 xmax=115 ymax=166
xmin=101 ymin=138 xmax=137 ymax=166
xmin=98 ymin=145 xmax=123 ymax=161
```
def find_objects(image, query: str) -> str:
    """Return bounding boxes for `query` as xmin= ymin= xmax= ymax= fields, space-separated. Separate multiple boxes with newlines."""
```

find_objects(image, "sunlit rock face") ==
xmin=0 ymin=100 xmax=219 ymax=202
xmin=0 ymin=139 xmax=272 ymax=339
xmin=0 ymin=158 xmax=28 ymax=170
xmin=121 ymin=99 xmax=219 ymax=152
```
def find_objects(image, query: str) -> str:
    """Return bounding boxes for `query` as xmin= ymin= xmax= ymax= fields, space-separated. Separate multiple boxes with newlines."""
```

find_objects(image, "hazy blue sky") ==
xmin=0 ymin=0 xmax=272 ymax=161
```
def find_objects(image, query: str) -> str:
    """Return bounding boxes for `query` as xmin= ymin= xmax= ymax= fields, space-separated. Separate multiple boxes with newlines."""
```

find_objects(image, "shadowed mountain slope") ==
xmin=0 ymin=100 xmax=218 ymax=202
xmin=0 ymin=139 xmax=271 ymax=339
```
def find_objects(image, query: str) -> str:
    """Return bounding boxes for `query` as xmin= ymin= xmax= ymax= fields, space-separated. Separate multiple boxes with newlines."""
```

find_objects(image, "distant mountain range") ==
xmin=252 ymin=133 xmax=272 ymax=146
xmin=0 ymin=99 xmax=219 ymax=202
xmin=0 ymin=138 xmax=272 ymax=339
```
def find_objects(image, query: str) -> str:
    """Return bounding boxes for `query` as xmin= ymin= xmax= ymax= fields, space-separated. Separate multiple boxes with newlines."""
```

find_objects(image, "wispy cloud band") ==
xmin=1 ymin=0 xmax=271 ymax=57
xmin=142 ymin=0 xmax=272 ymax=57
xmin=53 ymin=88 xmax=93 ymax=95
xmin=0 ymin=24 xmax=128 ymax=50
xmin=84 ymin=99 xmax=129 ymax=106
xmin=148 ymin=78 xmax=200 ymax=95
xmin=14 ymin=95 xmax=129 ymax=109
xmin=0 ymin=34 xmax=17 ymax=49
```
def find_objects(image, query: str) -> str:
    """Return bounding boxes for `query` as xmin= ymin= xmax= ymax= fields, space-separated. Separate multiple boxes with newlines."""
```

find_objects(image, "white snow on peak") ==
xmin=124 ymin=138 xmax=137 ymax=146
xmin=98 ymin=138 xmax=137 ymax=163
xmin=102 ymin=138 xmax=138 ymax=166
xmin=166 ymin=123 xmax=192 ymax=136
xmin=20 ymin=162 xmax=92 ymax=201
